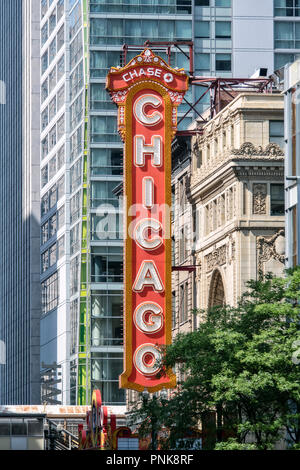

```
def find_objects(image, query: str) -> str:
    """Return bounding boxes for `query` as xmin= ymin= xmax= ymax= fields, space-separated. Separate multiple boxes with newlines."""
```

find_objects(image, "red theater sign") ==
xmin=106 ymin=49 xmax=188 ymax=392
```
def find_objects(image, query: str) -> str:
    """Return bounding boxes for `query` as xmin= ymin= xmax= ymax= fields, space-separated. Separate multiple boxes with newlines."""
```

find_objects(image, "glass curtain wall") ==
xmin=88 ymin=0 xmax=192 ymax=405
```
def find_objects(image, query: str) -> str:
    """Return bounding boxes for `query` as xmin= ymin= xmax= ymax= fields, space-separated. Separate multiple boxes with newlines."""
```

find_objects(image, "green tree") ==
xmin=129 ymin=269 xmax=300 ymax=450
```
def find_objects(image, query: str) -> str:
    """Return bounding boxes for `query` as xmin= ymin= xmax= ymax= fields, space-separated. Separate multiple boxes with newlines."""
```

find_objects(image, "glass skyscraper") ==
xmin=39 ymin=0 xmax=192 ymax=406
xmin=0 ymin=0 xmax=41 ymax=405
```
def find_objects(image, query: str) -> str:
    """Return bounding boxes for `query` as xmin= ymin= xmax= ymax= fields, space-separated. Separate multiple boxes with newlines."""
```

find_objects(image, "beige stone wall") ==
xmin=190 ymin=93 xmax=285 ymax=310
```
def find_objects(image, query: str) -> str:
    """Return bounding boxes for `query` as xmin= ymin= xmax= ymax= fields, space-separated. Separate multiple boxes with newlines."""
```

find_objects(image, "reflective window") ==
xmin=270 ymin=120 xmax=284 ymax=148
xmin=216 ymin=0 xmax=231 ymax=6
xmin=270 ymin=184 xmax=285 ymax=216
xmin=90 ymin=83 xmax=115 ymax=110
xmin=41 ymin=22 xmax=48 ymax=46
xmin=91 ymin=148 xmax=122 ymax=176
xmin=194 ymin=21 xmax=210 ymax=38
xmin=275 ymin=0 xmax=300 ymax=16
xmin=42 ymin=271 xmax=59 ymax=314
xmin=215 ymin=21 xmax=231 ymax=39
xmin=91 ymin=181 xmax=121 ymax=208
xmin=275 ymin=21 xmax=300 ymax=48
xmin=90 ymin=18 xmax=191 ymax=45
xmin=90 ymin=0 xmax=191 ymax=14
xmin=91 ymin=116 xmax=119 ymax=143
xmin=216 ymin=53 xmax=231 ymax=71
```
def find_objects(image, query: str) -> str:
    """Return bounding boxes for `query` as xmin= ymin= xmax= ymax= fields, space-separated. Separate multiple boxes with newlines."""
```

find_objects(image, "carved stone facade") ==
xmin=253 ymin=184 xmax=267 ymax=215
xmin=190 ymin=93 xmax=285 ymax=311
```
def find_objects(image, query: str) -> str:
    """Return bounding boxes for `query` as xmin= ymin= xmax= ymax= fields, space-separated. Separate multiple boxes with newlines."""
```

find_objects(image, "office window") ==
xmin=91 ymin=181 xmax=120 ymax=208
xmin=216 ymin=53 xmax=231 ymax=71
xmin=91 ymin=353 xmax=125 ymax=404
xmin=91 ymin=116 xmax=119 ymax=143
xmin=49 ymin=10 xmax=56 ymax=36
xmin=270 ymin=120 xmax=284 ymax=148
xmin=172 ymin=291 xmax=176 ymax=328
xmin=58 ymin=205 xmax=65 ymax=229
xmin=49 ymin=213 xmax=57 ymax=237
xmin=195 ymin=150 xmax=202 ymax=169
xmin=41 ymin=107 xmax=48 ymax=131
xmin=49 ymin=185 xmax=57 ymax=209
xmin=57 ymin=25 xmax=64 ymax=51
xmin=70 ymin=256 xmax=79 ymax=296
xmin=275 ymin=53 xmax=299 ymax=69
xmin=90 ymin=50 xmax=121 ymax=78
xmin=70 ymin=224 xmax=80 ymax=255
xmin=42 ymin=272 xmax=59 ymax=315
xmin=275 ymin=0 xmax=300 ymax=17
xmin=41 ymin=221 xmax=49 ymax=245
xmin=91 ymin=252 xmax=123 ymax=283
xmin=41 ymin=78 xmax=48 ymax=102
xmin=41 ymin=193 xmax=49 ymax=216
xmin=195 ymin=21 xmax=210 ymax=38
xmin=196 ymin=53 xmax=210 ymax=71
xmin=179 ymin=175 xmax=188 ymax=212
xmin=41 ymin=51 xmax=48 ymax=74
xmin=57 ymin=86 xmax=64 ymax=111
xmin=49 ymin=96 xmax=56 ymax=122
xmin=57 ymin=145 xmax=65 ymax=170
xmin=70 ymin=191 xmax=81 ymax=224
xmin=90 ymin=83 xmax=115 ymax=110
xmin=49 ymin=38 xmax=56 ymax=65
xmin=91 ymin=213 xmax=122 ymax=241
xmin=41 ymin=22 xmax=48 ymax=46
xmin=70 ymin=61 xmax=83 ymax=101
xmin=91 ymin=291 xmax=123 ymax=318
xmin=41 ymin=165 xmax=48 ymax=188
xmin=57 ymin=0 xmax=64 ymax=21
xmin=179 ymin=283 xmax=188 ymax=323
xmin=41 ymin=0 xmax=47 ymax=18
xmin=215 ymin=21 xmax=231 ymax=39
xmin=195 ymin=0 xmax=209 ymax=5
xmin=270 ymin=184 xmax=285 ymax=216
xmin=49 ymin=11 xmax=56 ymax=35
xmin=216 ymin=0 xmax=231 ymax=6
xmin=49 ymin=67 xmax=56 ymax=93
xmin=57 ymin=55 xmax=65 ymax=81
xmin=91 ymin=148 xmax=122 ymax=176
xmin=49 ymin=243 xmax=57 ymax=267
xmin=57 ymin=175 xmax=65 ymax=200
xmin=57 ymin=115 xmax=65 ymax=141
xmin=179 ymin=227 xmax=188 ymax=263
xmin=274 ymin=21 xmax=300 ymax=48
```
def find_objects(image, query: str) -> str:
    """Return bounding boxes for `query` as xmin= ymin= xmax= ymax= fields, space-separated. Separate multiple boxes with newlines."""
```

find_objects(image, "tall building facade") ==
xmin=190 ymin=93 xmax=286 ymax=310
xmin=196 ymin=0 xmax=300 ymax=78
xmin=39 ymin=0 xmax=194 ymax=406
xmin=0 ymin=0 xmax=41 ymax=404
xmin=39 ymin=0 xmax=299 ymax=406
xmin=284 ymin=59 xmax=300 ymax=268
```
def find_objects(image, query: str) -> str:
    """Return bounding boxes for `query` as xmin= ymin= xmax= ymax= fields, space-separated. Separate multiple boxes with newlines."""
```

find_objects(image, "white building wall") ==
xmin=232 ymin=0 xmax=274 ymax=77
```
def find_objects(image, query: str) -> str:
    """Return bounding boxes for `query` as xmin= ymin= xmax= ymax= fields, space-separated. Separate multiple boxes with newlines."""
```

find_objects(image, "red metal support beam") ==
xmin=119 ymin=43 xmax=275 ymax=137
xmin=172 ymin=266 xmax=197 ymax=273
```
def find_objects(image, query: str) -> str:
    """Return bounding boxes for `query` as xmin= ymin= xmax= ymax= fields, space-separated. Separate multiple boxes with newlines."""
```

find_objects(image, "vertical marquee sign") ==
xmin=106 ymin=49 xmax=188 ymax=392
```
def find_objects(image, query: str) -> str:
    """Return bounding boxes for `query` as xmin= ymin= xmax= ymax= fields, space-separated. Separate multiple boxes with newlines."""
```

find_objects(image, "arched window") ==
xmin=208 ymin=270 xmax=226 ymax=308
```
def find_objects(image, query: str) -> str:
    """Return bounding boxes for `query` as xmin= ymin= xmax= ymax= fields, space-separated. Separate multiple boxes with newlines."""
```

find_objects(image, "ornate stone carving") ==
xmin=264 ymin=143 xmax=285 ymax=157
xmin=195 ymin=254 xmax=202 ymax=282
xmin=205 ymin=245 xmax=227 ymax=272
xmin=232 ymin=142 xmax=256 ymax=156
xmin=227 ymin=235 xmax=236 ymax=265
xmin=257 ymin=229 xmax=285 ymax=275
xmin=253 ymin=183 xmax=267 ymax=214
xmin=231 ymin=142 xmax=284 ymax=158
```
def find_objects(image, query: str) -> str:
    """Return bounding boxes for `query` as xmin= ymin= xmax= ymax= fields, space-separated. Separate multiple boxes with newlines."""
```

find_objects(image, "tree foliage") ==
xmin=129 ymin=269 xmax=300 ymax=450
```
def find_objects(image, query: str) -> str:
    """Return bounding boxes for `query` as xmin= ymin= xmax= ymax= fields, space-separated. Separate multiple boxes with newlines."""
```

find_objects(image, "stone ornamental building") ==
xmin=190 ymin=93 xmax=285 ymax=310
